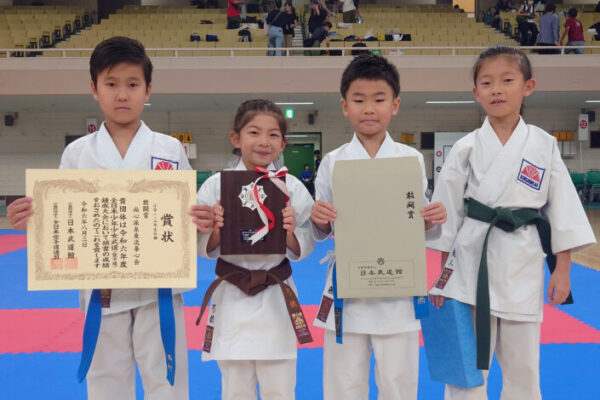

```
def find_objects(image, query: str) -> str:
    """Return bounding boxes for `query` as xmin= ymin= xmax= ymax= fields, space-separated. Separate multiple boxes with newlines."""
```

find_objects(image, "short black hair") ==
xmin=545 ymin=3 xmax=556 ymax=13
xmin=568 ymin=7 xmax=577 ymax=17
xmin=340 ymin=54 xmax=400 ymax=99
xmin=323 ymin=21 xmax=332 ymax=29
xmin=90 ymin=36 xmax=153 ymax=87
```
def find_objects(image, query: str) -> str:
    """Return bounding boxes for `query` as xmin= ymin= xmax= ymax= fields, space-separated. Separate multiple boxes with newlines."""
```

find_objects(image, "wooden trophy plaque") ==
xmin=220 ymin=170 xmax=287 ymax=255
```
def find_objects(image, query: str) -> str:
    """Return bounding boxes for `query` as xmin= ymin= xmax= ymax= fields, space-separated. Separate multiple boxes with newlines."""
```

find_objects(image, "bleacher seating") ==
xmin=2 ymin=3 xmax=597 ymax=57
xmin=51 ymin=5 xmax=266 ymax=57
xmin=499 ymin=4 xmax=600 ymax=53
xmin=0 ymin=5 xmax=91 ymax=57
xmin=329 ymin=4 xmax=517 ymax=55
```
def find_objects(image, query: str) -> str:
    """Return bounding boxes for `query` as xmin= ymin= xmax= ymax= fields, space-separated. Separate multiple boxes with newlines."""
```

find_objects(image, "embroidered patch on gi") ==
xmin=434 ymin=267 xmax=453 ymax=290
xmin=517 ymin=159 xmax=545 ymax=191
xmin=151 ymin=156 xmax=179 ymax=170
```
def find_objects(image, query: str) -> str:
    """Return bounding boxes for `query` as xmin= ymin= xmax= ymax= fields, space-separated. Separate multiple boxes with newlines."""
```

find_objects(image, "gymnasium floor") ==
xmin=1 ymin=212 xmax=599 ymax=399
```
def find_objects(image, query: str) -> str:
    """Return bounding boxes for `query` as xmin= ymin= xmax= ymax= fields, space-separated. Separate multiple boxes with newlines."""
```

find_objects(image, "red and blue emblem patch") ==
xmin=517 ymin=159 xmax=545 ymax=191
xmin=151 ymin=156 xmax=179 ymax=170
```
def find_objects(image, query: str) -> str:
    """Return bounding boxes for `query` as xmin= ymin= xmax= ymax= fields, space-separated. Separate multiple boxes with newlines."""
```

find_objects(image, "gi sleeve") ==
xmin=197 ymin=173 xmax=221 ymax=259
xmin=177 ymin=142 xmax=193 ymax=171
xmin=311 ymin=153 xmax=334 ymax=242
xmin=427 ymin=141 xmax=471 ymax=252
xmin=542 ymin=139 xmax=596 ymax=253
xmin=286 ymin=175 xmax=315 ymax=261
xmin=59 ymin=142 xmax=79 ymax=169
xmin=415 ymin=152 xmax=441 ymax=242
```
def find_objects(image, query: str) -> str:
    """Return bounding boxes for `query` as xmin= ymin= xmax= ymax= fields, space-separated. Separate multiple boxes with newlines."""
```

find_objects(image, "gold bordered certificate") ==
xmin=332 ymin=157 xmax=427 ymax=298
xmin=26 ymin=169 xmax=197 ymax=290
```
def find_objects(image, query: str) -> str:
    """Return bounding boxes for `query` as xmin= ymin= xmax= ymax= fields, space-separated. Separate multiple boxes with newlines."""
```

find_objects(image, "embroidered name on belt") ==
xmin=517 ymin=159 xmax=545 ymax=191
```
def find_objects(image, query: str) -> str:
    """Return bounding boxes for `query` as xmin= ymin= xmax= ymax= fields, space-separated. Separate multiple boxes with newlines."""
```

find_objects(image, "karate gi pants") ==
xmin=86 ymin=294 xmax=189 ymax=400
xmin=217 ymin=359 xmax=296 ymax=400
xmin=445 ymin=314 xmax=541 ymax=400
xmin=323 ymin=330 xmax=419 ymax=400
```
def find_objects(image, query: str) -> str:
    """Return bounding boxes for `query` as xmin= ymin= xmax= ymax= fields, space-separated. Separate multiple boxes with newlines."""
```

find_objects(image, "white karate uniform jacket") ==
xmin=313 ymin=133 xmax=440 ymax=335
xmin=59 ymin=121 xmax=192 ymax=315
xmin=197 ymin=160 xmax=315 ymax=360
xmin=428 ymin=117 xmax=596 ymax=321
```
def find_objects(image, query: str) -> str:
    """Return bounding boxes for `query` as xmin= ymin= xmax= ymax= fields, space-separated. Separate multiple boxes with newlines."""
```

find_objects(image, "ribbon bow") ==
xmin=248 ymin=166 xmax=290 ymax=245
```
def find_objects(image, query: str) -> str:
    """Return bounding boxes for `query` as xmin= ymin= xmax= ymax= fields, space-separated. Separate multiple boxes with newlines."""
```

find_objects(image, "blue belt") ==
xmin=77 ymin=288 xmax=176 ymax=385
xmin=332 ymin=263 xmax=344 ymax=344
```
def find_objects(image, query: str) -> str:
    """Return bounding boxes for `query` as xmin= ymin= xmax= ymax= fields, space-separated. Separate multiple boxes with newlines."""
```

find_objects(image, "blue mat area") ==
xmin=0 ymin=229 xmax=25 ymax=236
xmin=0 ymin=248 xmax=79 ymax=309
xmin=1 ymin=345 xmax=598 ymax=399
xmin=543 ymin=262 xmax=600 ymax=330
xmin=1 ymin=230 xmax=599 ymax=399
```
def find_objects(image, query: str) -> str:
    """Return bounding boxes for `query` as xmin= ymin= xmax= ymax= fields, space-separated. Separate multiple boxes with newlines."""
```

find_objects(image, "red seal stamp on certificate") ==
xmin=50 ymin=258 xmax=63 ymax=270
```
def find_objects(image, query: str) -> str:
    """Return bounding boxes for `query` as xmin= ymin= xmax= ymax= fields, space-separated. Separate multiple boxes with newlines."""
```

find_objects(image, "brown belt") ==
xmin=196 ymin=258 xmax=313 ymax=347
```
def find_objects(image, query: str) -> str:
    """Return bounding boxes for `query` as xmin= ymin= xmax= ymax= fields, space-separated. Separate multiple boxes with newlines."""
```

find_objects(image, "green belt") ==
xmin=465 ymin=198 xmax=573 ymax=370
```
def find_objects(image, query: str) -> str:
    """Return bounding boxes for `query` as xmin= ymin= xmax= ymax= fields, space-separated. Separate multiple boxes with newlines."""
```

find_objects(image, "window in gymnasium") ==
xmin=590 ymin=131 xmax=600 ymax=148
xmin=421 ymin=132 xmax=434 ymax=150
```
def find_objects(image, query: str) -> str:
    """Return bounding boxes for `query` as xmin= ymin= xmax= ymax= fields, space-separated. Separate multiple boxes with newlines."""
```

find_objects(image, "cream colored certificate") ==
xmin=26 ymin=169 xmax=197 ymax=290
xmin=332 ymin=157 xmax=427 ymax=298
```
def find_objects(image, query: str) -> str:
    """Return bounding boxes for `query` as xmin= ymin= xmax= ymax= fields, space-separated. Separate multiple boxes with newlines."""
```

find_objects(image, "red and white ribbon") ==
xmin=249 ymin=166 xmax=290 ymax=245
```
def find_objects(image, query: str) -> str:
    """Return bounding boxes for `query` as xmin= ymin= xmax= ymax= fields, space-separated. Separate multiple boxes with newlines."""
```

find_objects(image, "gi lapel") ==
xmin=121 ymin=121 xmax=153 ymax=170
xmin=472 ymin=117 xmax=529 ymax=205
xmin=95 ymin=123 xmax=127 ymax=169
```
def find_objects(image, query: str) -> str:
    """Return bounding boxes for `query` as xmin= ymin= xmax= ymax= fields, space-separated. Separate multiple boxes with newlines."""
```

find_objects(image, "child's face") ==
xmin=230 ymin=113 xmax=286 ymax=170
xmin=341 ymin=78 xmax=401 ymax=141
xmin=472 ymin=56 xmax=535 ymax=123
xmin=91 ymin=62 xmax=151 ymax=130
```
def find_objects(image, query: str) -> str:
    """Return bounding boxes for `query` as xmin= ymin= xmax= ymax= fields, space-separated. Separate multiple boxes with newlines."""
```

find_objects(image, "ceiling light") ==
xmin=426 ymin=101 xmax=475 ymax=104
xmin=144 ymin=103 xmax=151 ymax=106
xmin=585 ymin=100 xmax=600 ymax=103
xmin=274 ymin=102 xmax=314 ymax=105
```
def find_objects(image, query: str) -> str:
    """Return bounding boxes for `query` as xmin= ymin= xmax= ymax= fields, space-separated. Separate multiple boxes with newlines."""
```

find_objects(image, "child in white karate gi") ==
xmin=429 ymin=45 xmax=596 ymax=399
xmin=196 ymin=99 xmax=315 ymax=400
xmin=310 ymin=54 xmax=447 ymax=400
xmin=7 ymin=36 xmax=215 ymax=400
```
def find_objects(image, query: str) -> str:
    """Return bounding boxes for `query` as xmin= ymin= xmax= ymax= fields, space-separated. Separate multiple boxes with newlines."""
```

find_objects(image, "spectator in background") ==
xmin=453 ymin=4 xmax=465 ymax=12
xmin=227 ymin=0 xmax=244 ymax=29
xmin=283 ymin=2 xmax=298 ymax=49
xmin=314 ymin=149 xmax=322 ymax=172
xmin=305 ymin=20 xmax=332 ymax=55
xmin=560 ymin=8 xmax=585 ymax=54
xmin=493 ymin=0 xmax=514 ymax=29
xmin=596 ymin=0 xmax=600 ymax=12
xmin=341 ymin=0 xmax=356 ymax=23
xmin=353 ymin=0 xmax=362 ymax=21
xmin=517 ymin=0 xmax=538 ymax=46
xmin=266 ymin=0 xmax=286 ymax=56
xmin=308 ymin=0 xmax=330 ymax=34
xmin=537 ymin=3 xmax=559 ymax=54
xmin=300 ymin=164 xmax=314 ymax=196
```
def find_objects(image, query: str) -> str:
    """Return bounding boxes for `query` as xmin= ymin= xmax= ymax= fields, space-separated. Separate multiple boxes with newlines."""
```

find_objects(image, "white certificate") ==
xmin=332 ymin=157 xmax=427 ymax=298
xmin=26 ymin=169 xmax=197 ymax=290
